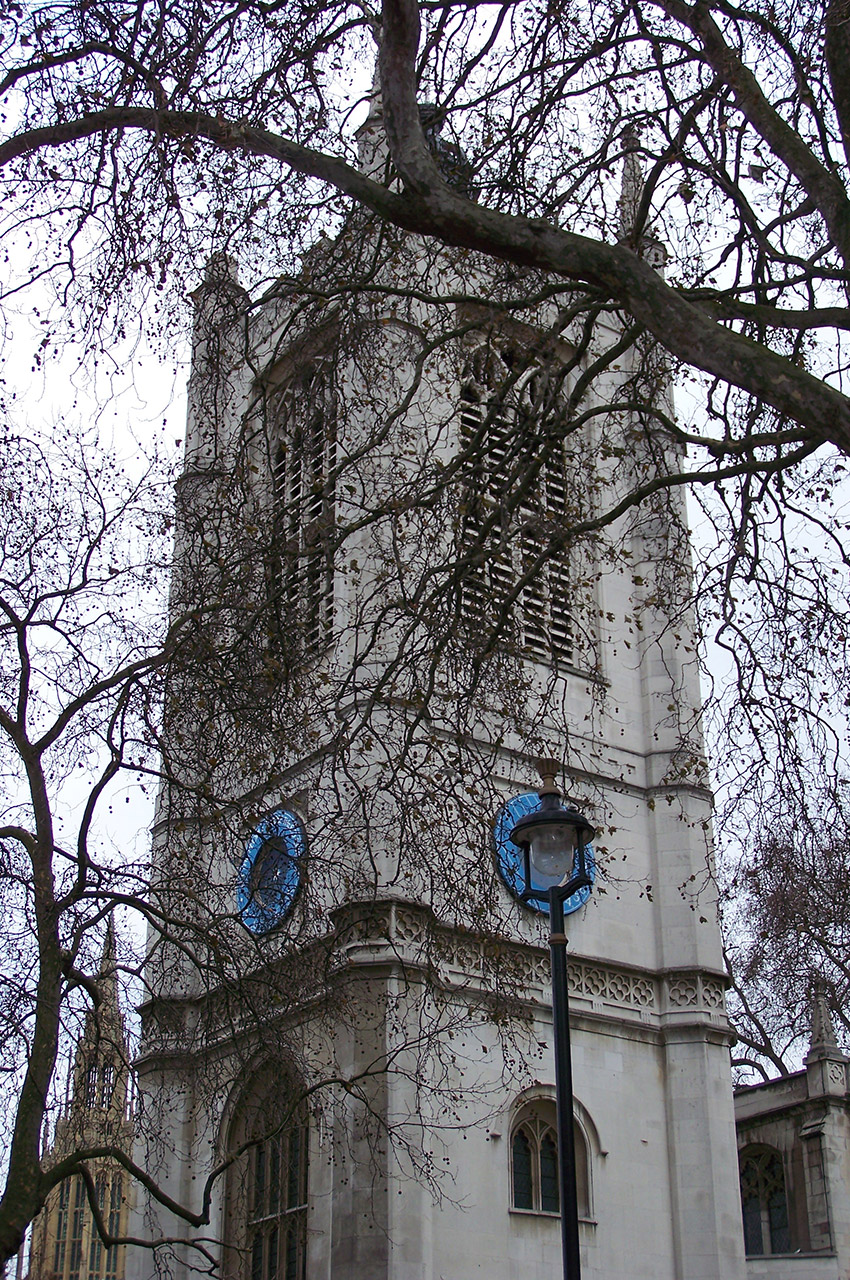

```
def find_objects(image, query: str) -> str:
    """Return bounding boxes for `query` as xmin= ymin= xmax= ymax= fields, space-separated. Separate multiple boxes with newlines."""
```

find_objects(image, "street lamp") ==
xmin=509 ymin=759 xmax=595 ymax=1280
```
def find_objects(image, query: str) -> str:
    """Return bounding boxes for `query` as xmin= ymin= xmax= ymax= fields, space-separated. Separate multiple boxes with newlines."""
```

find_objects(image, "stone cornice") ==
xmin=331 ymin=898 xmax=730 ymax=1031
xmin=136 ymin=897 xmax=733 ymax=1065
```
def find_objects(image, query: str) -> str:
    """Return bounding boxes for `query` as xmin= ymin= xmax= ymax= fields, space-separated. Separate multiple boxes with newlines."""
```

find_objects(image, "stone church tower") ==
xmin=128 ymin=107 xmax=747 ymax=1280
xmin=29 ymin=922 xmax=134 ymax=1280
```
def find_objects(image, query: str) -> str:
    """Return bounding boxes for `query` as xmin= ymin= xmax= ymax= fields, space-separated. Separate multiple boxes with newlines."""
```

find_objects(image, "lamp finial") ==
xmin=537 ymin=758 xmax=561 ymax=797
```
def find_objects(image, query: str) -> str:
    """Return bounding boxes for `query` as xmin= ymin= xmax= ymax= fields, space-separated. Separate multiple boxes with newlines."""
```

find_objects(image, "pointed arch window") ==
xmin=271 ymin=362 xmax=337 ymax=658
xmin=53 ymin=1179 xmax=70 ymax=1275
xmin=87 ymin=1176 xmax=107 ymax=1277
xmin=509 ymin=1100 xmax=590 ymax=1219
xmin=739 ymin=1146 xmax=791 ymax=1256
xmin=67 ymin=1177 xmax=86 ymax=1280
xmin=458 ymin=343 xmax=574 ymax=668
xmin=100 ymin=1063 xmax=116 ymax=1108
xmin=224 ymin=1067 xmax=309 ymax=1280
xmin=43 ymin=1170 xmax=124 ymax=1280
xmin=105 ymin=1175 xmax=122 ymax=1279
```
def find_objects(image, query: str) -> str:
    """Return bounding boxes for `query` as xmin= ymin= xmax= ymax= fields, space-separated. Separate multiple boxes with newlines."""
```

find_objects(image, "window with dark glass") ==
xmin=87 ymin=1176 xmax=107 ymax=1277
xmin=53 ymin=1179 xmax=70 ymax=1275
xmin=458 ymin=344 xmax=574 ymax=669
xmin=271 ymin=363 xmax=337 ymax=658
xmin=245 ymin=1124 xmax=307 ymax=1280
xmin=739 ymin=1147 xmax=792 ymax=1256
xmin=100 ymin=1063 xmax=116 ymax=1108
xmin=67 ymin=1177 xmax=86 ymax=1280
xmin=224 ymin=1068 xmax=309 ymax=1280
xmin=509 ymin=1101 xmax=589 ymax=1218
xmin=105 ymin=1175 xmax=122 ymax=1279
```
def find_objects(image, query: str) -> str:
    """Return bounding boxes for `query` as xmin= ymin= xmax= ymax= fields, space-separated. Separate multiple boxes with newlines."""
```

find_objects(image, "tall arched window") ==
xmin=100 ymin=1062 xmax=116 ymax=1108
xmin=87 ymin=1176 xmax=107 ymax=1277
xmin=53 ymin=1178 xmax=70 ymax=1275
xmin=67 ymin=1177 xmax=86 ymax=1280
xmin=739 ymin=1146 xmax=791 ymax=1256
xmin=224 ymin=1066 xmax=309 ymax=1280
xmin=509 ymin=1099 xmax=590 ymax=1219
xmin=105 ymin=1175 xmax=122 ymax=1280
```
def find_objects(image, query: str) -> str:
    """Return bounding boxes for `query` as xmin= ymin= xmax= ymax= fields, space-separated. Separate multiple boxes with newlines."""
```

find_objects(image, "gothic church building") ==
xmin=127 ymin=108 xmax=747 ymax=1280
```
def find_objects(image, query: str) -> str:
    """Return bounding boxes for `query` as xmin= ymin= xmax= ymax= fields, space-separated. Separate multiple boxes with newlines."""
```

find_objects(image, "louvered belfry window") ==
xmin=272 ymin=364 xmax=337 ymax=657
xmin=459 ymin=344 xmax=574 ymax=667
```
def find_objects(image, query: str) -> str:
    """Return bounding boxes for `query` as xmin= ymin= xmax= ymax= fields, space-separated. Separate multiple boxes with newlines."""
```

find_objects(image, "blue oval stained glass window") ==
xmin=493 ymin=791 xmax=594 ymax=917
xmin=238 ymin=809 xmax=305 ymax=935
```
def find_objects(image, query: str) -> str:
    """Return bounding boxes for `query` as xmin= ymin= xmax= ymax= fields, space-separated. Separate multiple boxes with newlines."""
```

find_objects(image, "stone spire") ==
xmin=64 ymin=917 xmax=131 ymax=1137
xmin=617 ymin=126 xmax=666 ymax=270
xmin=356 ymin=61 xmax=388 ymax=179
xmin=805 ymin=980 xmax=848 ymax=1099
xmin=806 ymin=980 xmax=842 ymax=1061
xmin=27 ymin=921 xmax=136 ymax=1280
xmin=618 ymin=125 xmax=644 ymax=243
xmin=101 ymin=918 xmax=126 ymax=1038
xmin=355 ymin=61 xmax=476 ymax=194
xmin=184 ymin=250 xmax=248 ymax=470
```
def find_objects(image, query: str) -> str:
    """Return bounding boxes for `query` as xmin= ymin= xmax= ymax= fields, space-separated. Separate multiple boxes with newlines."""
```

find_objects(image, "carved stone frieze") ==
xmin=139 ymin=901 xmax=731 ymax=1062
xmin=828 ymin=1061 xmax=847 ymax=1089
xmin=330 ymin=899 xmax=729 ymax=1027
xmin=664 ymin=970 xmax=729 ymax=1018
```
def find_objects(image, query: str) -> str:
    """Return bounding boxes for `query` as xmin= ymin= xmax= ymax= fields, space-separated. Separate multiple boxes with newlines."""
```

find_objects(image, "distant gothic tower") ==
xmin=128 ymin=112 xmax=747 ymax=1280
xmin=29 ymin=922 xmax=134 ymax=1280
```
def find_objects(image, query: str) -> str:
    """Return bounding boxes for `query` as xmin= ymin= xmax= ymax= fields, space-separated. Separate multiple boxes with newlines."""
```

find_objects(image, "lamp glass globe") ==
xmin=529 ymin=823 xmax=578 ymax=879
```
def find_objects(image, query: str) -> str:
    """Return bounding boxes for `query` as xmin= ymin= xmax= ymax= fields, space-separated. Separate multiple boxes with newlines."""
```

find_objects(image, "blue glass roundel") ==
xmin=238 ymin=809 xmax=305 ymax=935
xmin=494 ymin=792 xmax=595 ymax=917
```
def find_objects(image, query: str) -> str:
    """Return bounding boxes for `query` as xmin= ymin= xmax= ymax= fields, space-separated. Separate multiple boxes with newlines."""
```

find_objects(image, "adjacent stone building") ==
xmin=735 ymin=992 xmax=850 ymax=1279
xmin=28 ymin=923 xmax=134 ymax=1280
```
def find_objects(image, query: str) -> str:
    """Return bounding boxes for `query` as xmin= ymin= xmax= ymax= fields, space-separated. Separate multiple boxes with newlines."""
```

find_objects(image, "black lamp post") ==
xmin=509 ymin=759 xmax=595 ymax=1280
